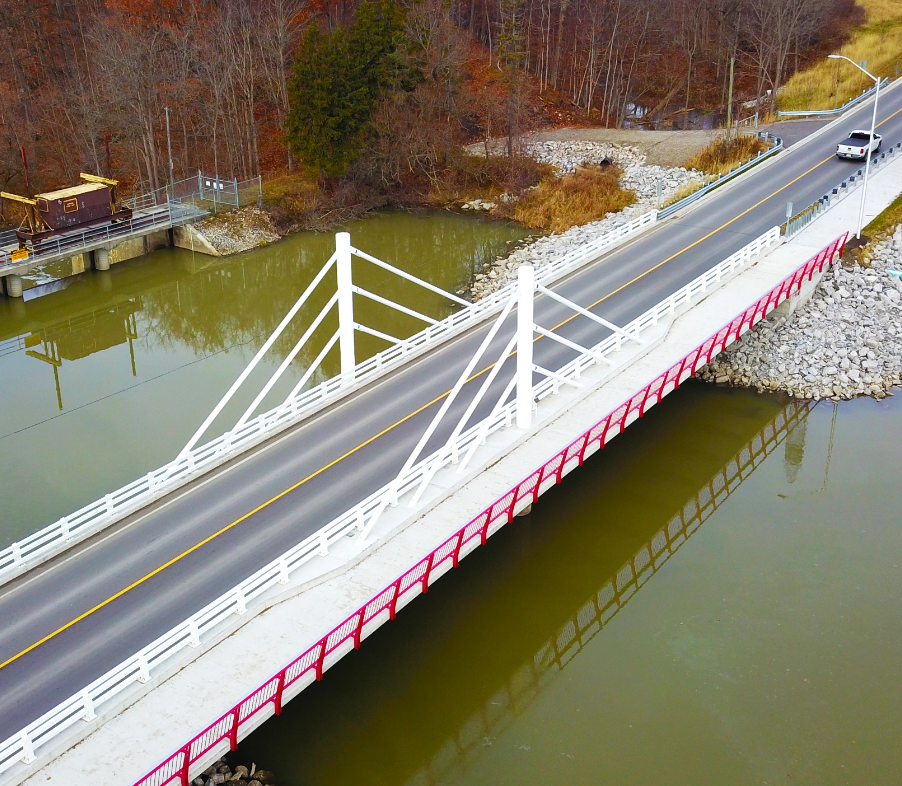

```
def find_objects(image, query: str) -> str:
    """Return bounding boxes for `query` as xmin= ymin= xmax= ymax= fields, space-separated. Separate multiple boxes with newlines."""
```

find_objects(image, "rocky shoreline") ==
xmin=466 ymin=140 xmax=703 ymax=301
xmin=697 ymin=225 xmax=902 ymax=400
xmin=195 ymin=207 xmax=282 ymax=256
xmin=191 ymin=758 xmax=276 ymax=786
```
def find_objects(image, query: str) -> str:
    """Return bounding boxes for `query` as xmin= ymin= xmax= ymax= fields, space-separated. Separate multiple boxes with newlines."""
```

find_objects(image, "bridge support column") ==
xmin=516 ymin=265 xmax=535 ymax=429
xmin=336 ymin=232 xmax=356 ymax=379
xmin=94 ymin=247 xmax=111 ymax=271
xmin=3 ymin=274 xmax=23 ymax=298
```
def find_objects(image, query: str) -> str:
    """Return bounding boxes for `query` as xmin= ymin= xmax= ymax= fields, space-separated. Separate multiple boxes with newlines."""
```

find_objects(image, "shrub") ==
xmin=684 ymin=135 xmax=770 ymax=176
xmin=510 ymin=166 xmax=635 ymax=233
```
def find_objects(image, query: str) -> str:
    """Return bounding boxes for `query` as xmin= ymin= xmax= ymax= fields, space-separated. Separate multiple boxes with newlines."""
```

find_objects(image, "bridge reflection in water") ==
xmin=406 ymin=397 xmax=813 ymax=786
xmin=233 ymin=389 xmax=814 ymax=786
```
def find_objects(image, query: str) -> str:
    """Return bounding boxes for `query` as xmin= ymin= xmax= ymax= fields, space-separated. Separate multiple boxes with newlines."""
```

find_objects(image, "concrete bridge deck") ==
xmin=2 ymin=79 xmax=902 ymax=784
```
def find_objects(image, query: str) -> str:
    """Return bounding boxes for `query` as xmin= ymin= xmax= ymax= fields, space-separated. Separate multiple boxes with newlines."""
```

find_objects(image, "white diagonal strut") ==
xmin=355 ymin=290 xmax=518 ymax=545
xmin=176 ymin=252 xmax=338 ymax=462
xmin=351 ymin=246 xmax=470 ymax=307
xmin=355 ymin=323 xmax=405 ymax=346
xmin=234 ymin=292 xmax=339 ymax=431
xmin=533 ymin=364 xmax=583 ymax=389
xmin=408 ymin=330 xmax=519 ymax=507
xmin=533 ymin=325 xmax=616 ymax=365
xmin=286 ymin=331 xmax=340 ymax=399
xmin=536 ymin=284 xmax=644 ymax=345
xmin=352 ymin=286 xmax=439 ymax=325
xmin=457 ymin=375 xmax=517 ymax=474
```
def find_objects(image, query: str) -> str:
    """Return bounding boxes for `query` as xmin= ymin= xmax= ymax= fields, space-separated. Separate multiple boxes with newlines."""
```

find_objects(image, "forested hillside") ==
xmin=0 ymin=0 xmax=859 ymax=200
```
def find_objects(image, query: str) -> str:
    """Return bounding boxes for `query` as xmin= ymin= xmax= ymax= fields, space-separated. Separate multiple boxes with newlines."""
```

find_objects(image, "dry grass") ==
xmin=779 ymin=0 xmax=902 ymax=112
xmin=852 ymin=191 xmax=902 ymax=264
xmin=683 ymin=134 xmax=771 ymax=176
xmin=508 ymin=166 xmax=635 ymax=233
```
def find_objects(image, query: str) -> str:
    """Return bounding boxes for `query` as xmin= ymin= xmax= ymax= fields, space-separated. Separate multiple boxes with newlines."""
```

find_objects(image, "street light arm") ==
xmin=828 ymin=53 xmax=878 ymax=83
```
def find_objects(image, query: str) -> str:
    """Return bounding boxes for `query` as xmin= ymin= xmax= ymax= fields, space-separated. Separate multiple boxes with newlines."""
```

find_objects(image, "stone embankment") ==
xmin=191 ymin=758 xmax=276 ymax=786
xmin=195 ymin=207 xmax=282 ymax=256
xmin=466 ymin=140 xmax=703 ymax=301
xmin=697 ymin=225 xmax=902 ymax=400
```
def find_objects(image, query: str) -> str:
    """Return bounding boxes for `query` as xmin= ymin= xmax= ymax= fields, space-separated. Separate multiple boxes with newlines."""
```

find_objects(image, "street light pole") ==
xmin=829 ymin=54 xmax=880 ymax=239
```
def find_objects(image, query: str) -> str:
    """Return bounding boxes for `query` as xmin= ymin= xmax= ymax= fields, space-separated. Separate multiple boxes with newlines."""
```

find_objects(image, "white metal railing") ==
xmin=0 ymin=203 xmax=207 ymax=271
xmin=777 ymin=77 xmax=889 ymax=118
xmin=783 ymin=139 xmax=902 ymax=238
xmin=0 ymin=224 xmax=780 ymax=779
xmin=657 ymin=134 xmax=783 ymax=220
xmin=0 ymin=211 xmax=659 ymax=587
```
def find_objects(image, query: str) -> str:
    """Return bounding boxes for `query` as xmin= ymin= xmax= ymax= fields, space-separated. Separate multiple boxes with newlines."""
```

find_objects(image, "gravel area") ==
xmin=468 ymin=127 xmax=718 ymax=168
xmin=465 ymin=139 xmax=704 ymax=300
xmin=697 ymin=226 xmax=902 ymax=400
xmin=196 ymin=207 xmax=282 ymax=256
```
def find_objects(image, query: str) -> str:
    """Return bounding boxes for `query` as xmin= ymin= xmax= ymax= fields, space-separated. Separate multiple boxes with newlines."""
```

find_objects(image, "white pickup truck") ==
xmin=836 ymin=130 xmax=882 ymax=160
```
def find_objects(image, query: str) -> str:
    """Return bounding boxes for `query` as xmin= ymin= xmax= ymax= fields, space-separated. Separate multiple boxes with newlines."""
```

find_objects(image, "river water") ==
xmin=3 ymin=211 xmax=901 ymax=784
xmin=233 ymin=384 xmax=902 ymax=786
xmin=0 ymin=211 xmax=529 ymax=546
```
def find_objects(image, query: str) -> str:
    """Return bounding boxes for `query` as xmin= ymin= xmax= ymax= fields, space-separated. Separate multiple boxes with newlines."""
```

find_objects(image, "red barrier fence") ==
xmin=135 ymin=233 xmax=847 ymax=786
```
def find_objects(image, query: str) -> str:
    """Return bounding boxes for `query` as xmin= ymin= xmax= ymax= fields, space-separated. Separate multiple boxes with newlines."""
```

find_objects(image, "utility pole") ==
xmin=164 ymin=107 xmax=175 ymax=189
xmin=726 ymin=57 xmax=735 ymax=143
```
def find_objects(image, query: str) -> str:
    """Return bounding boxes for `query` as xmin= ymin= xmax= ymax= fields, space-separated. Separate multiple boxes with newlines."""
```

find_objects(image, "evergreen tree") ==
xmin=286 ymin=0 xmax=409 ymax=183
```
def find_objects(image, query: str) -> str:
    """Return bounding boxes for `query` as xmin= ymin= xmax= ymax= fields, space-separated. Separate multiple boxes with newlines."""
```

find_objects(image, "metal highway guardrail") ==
xmin=0 ymin=224 xmax=795 ymax=780
xmin=0 ymin=203 xmax=207 ymax=272
xmin=777 ymin=78 xmax=889 ymax=119
xmin=784 ymin=139 xmax=902 ymax=238
xmin=657 ymin=134 xmax=783 ymax=221
xmin=124 ymin=233 xmax=844 ymax=786
xmin=0 ymin=211 xmax=659 ymax=588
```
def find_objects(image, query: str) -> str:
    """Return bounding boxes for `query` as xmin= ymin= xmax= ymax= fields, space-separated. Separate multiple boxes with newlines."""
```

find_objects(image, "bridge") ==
xmin=1 ymin=79 xmax=901 ymax=785
xmin=0 ymin=173 xmax=259 ymax=298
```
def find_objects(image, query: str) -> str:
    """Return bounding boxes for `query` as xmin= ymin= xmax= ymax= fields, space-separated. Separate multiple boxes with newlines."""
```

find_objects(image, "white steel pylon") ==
xmin=174 ymin=231 xmax=467 ymax=465
xmin=359 ymin=265 xmax=648 ymax=523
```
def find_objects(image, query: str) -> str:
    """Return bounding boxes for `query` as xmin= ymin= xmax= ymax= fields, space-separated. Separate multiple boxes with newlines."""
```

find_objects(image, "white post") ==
xmin=858 ymin=77 xmax=880 ymax=239
xmin=336 ymin=232 xmax=356 ymax=378
xmin=516 ymin=265 xmax=535 ymax=429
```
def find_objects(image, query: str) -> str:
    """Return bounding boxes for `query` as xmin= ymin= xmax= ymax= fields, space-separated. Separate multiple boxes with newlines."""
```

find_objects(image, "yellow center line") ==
xmin=5 ymin=103 xmax=902 ymax=671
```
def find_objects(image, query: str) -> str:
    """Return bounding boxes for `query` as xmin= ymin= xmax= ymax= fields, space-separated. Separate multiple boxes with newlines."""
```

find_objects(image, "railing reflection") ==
xmin=406 ymin=398 xmax=816 ymax=786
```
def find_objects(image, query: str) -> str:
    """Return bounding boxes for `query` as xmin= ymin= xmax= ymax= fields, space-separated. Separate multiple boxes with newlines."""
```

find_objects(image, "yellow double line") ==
xmin=5 ymin=104 xmax=902 ymax=671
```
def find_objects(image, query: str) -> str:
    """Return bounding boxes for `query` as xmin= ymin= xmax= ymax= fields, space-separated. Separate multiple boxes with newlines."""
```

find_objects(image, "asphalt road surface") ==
xmin=2 ymin=80 xmax=902 ymax=742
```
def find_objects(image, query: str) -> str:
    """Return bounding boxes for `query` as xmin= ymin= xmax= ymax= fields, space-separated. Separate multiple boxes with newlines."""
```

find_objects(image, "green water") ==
xmin=233 ymin=383 xmax=902 ymax=785
xmin=0 ymin=210 xmax=529 ymax=545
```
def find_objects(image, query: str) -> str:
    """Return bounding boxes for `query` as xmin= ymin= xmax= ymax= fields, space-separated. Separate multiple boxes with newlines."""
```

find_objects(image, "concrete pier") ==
xmin=3 ymin=274 xmax=23 ymax=298
xmin=94 ymin=248 xmax=111 ymax=271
